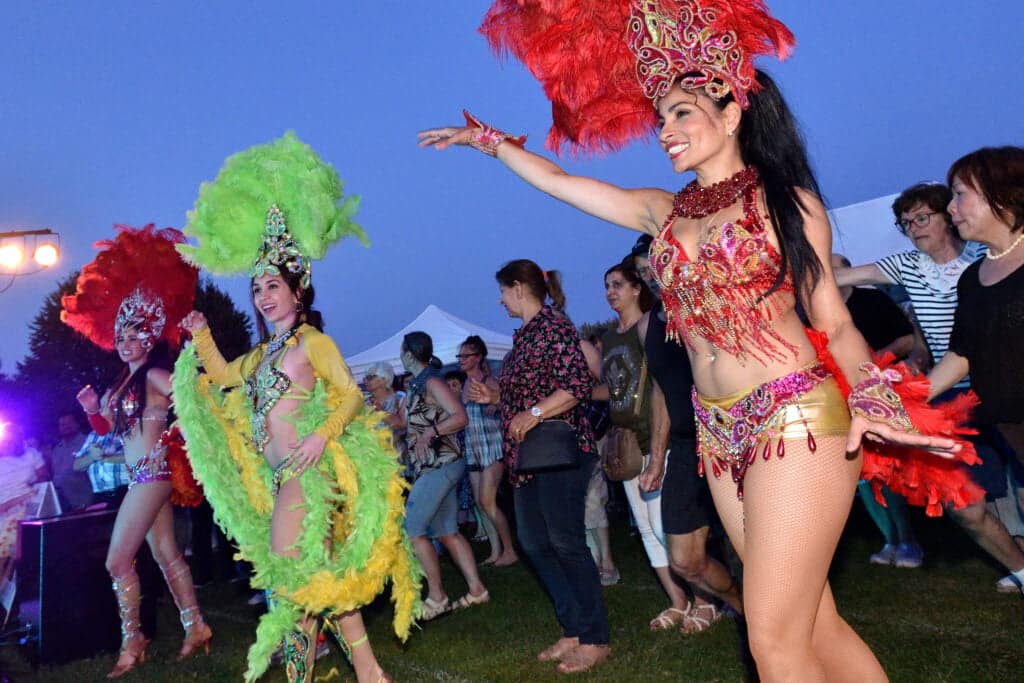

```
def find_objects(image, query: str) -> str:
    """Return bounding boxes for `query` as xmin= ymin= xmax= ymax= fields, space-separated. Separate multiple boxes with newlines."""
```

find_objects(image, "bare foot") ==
xmin=557 ymin=644 xmax=610 ymax=673
xmin=493 ymin=553 xmax=518 ymax=567
xmin=537 ymin=637 xmax=579 ymax=662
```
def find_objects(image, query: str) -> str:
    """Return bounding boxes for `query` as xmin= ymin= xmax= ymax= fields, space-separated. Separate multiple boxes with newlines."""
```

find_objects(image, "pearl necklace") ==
xmin=986 ymin=231 xmax=1024 ymax=261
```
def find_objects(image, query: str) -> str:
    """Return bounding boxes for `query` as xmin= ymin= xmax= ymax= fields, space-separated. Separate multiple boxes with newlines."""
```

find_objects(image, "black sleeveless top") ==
xmin=644 ymin=301 xmax=697 ymax=439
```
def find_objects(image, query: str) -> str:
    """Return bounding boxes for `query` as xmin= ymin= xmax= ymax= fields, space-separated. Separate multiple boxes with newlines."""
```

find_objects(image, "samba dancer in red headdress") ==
xmin=63 ymin=225 xmax=208 ymax=678
xmin=421 ymin=2 xmax=980 ymax=679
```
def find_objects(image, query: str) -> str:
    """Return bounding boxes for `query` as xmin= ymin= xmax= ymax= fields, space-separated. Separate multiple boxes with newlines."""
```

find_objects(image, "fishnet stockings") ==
xmin=705 ymin=436 xmax=887 ymax=683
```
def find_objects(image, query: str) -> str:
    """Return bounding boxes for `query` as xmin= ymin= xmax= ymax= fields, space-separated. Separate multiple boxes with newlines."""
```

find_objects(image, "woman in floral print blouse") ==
xmin=467 ymin=258 xmax=609 ymax=674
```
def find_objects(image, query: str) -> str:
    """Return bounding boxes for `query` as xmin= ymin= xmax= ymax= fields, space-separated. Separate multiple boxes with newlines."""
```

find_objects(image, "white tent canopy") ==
xmin=345 ymin=304 xmax=514 ymax=382
xmin=828 ymin=193 xmax=905 ymax=266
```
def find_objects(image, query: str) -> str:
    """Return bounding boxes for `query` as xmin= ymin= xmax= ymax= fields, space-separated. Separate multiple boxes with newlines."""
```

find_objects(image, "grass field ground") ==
xmin=1 ymin=501 xmax=1020 ymax=682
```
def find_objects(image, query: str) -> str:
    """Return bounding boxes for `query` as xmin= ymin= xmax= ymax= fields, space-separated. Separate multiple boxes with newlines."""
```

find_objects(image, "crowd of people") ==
xmin=1 ymin=1 xmax=1021 ymax=682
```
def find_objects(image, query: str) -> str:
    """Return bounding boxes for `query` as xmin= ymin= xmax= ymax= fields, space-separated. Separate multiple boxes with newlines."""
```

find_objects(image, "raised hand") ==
xmin=77 ymin=385 xmax=101 ymax=413
xmin=179 ymin=310 xmax=208 ymax=333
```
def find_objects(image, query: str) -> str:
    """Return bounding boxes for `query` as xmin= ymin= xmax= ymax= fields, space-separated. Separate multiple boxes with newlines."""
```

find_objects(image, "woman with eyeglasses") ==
xmin=459 ymin=336 xmax=519 ymax=567
xmin=832 ymin=183 xmax=1024 ymax=578
xmin=833 ymin=182 xmax=984 ymax=375
xmin=928 ymin=146 xmax=1024 ymax=595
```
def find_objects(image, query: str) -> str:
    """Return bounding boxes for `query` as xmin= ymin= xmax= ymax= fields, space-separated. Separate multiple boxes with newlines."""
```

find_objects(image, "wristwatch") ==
xmin=530 ymin=406 xmax=544 ymax=418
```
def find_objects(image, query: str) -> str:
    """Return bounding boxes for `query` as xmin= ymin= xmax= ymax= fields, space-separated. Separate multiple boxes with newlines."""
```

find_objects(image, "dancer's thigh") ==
xmin=107 ymin=481 xmax=172 ymax=570
xmin=145 ymin=500 xmax=180 ymax=566
xmin=703 ymin=460 xmax=746 ymax=560
xmin=740 ymin=438 xmax=860 ymax=636
xmin=271 ymin=477 xmax=308 ymax=557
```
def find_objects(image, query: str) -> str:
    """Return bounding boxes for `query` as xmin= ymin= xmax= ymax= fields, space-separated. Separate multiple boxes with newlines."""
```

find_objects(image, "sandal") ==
xmin=557 ymin=644 xmax=610 ymax=674
xmin=419 ymin=596 xmax=451 ymax=621
xmin=649 ymin=606 xmax=689 ymax=631
xmin=680 ymin=603 xmax=722 ymax=634
xmin=453 ymin=590 xmax=490 ymax=610
xmin=996 ymin=574 xmax=1023 ymax=594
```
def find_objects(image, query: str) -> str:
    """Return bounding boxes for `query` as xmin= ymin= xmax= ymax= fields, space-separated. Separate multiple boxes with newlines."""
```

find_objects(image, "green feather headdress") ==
xmin=179 ymin=132 xmax=366 ymax=288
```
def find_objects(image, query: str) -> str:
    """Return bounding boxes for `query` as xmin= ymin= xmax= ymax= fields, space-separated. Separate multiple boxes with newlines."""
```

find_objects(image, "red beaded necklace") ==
xmin=672 ymin=166 xmax=759 ymax=219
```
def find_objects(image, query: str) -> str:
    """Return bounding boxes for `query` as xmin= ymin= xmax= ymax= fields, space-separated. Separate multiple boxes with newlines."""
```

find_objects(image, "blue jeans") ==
xmin=405 ymin=459 xmax=466 ymax=537
xmin=514 ymin=456 xmax=609 ymax=645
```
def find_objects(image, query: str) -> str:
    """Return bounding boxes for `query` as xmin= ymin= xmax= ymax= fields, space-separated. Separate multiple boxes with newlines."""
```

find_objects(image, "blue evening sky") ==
xmin=2 ymin=1 xmax=1021 ymax=371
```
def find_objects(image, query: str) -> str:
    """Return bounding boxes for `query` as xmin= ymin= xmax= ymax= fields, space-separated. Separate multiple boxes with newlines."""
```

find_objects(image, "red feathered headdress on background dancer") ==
xmin=62 ymin=224 xmax=203 ymax=507
xmin=479 ymin=0 xmax=794 ymax=155
xmin=61 ymin=224 xmax=197 ymax=351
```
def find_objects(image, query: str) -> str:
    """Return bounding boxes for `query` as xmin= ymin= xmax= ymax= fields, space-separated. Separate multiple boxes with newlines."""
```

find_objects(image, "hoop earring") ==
xmin=296 ymin=301 xmax=304 ymax=312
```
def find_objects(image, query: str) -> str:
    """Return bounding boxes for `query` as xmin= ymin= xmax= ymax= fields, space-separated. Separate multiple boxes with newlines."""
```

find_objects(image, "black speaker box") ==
xmin=16 ymin=508 xmax=121 ymax=665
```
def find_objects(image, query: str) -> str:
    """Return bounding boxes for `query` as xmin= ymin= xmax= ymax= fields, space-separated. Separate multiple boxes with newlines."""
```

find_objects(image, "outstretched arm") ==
xmin=419 ymin=114 xmax=672 ymax=235
xmin=833 ymin=263 xmax=889 ymax=287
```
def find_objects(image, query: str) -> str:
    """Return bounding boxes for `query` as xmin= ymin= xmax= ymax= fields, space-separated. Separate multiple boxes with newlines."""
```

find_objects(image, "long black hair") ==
xmin=735 ymin=70 xmax=825 ymax=303
xmin=110 ymin=339 xmax=172 ymax=436
xmin=252 ymin=268 xmax=324 ymax=343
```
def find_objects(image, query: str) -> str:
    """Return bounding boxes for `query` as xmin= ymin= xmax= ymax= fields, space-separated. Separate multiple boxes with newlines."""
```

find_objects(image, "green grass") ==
xmin=2 ymin=504 xmax=1021 ymax=682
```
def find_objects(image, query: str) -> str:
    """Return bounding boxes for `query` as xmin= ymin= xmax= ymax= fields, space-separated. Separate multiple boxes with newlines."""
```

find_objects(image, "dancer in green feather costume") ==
xmin=174 ymin=133 xmax=420 ymax=682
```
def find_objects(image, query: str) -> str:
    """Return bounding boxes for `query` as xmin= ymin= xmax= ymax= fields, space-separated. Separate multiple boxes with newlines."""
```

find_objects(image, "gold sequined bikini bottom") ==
xmin=693 ymin=362 xmax=850 ymax=499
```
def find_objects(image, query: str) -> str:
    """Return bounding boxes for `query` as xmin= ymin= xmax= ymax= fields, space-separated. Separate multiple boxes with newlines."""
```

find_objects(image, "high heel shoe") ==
xmin=158 ymin=555 xmax=213 ymax=661
xmin=108 ymin=569 xmax=147 ymax=678
xmin=322 ymin=622 xmax=392 ymax=683
xmin=283 ymin=619 xmax=320 ymax=683
xmin=176 ymin=608 xmax=213 ymax=661
xmin=107 ymin=635 xmax=149 ymax=679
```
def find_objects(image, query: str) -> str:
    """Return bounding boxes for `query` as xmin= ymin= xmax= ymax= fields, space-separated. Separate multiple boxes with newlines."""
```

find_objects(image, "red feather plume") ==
xmin=479 ymin=0 xmax=794 ymax=156
xmin=806 ymin=328 xmax=984 ymax=517
xmin=61 ymin=224 xmax=198 ymax=351
xmin=162 ymin=425 xmax=204 ymax=508
xmin=480 ymin=1 xmax=648 ymax=156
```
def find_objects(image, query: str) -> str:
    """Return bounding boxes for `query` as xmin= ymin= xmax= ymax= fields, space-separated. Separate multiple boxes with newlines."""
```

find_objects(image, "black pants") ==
xmin=514 ymin=457 xmax=609 ymax=645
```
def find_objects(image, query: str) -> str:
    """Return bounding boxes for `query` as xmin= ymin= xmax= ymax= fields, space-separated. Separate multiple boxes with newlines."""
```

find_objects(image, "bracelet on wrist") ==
xmin=463 ymin=110 xmax=527 ymax=157
xmin=848 ymin=362 xmax=915 ymax=432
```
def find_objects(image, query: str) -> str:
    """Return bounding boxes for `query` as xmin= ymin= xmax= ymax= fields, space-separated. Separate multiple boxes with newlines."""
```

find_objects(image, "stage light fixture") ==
xmin=0 ymin=244 xmax=23 ymax=269
xmin=34 ymin=242 xmax=59 ymax=267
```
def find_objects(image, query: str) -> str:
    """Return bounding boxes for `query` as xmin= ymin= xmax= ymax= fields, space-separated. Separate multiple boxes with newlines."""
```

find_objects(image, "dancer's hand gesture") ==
xmin=179 ymin=311 xmax=208 ymax=332
xmin=846 ymin=415 xmax=960 ymax=458
xmin=283 ymin=433 xmax=327 ymax=476
xmin=76 ymin=385 xmax=101 ymax=413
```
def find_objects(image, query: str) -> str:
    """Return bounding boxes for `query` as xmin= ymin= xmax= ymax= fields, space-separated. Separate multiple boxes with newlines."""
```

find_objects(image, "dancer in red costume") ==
xmin=63 ymin=225 xmax=208 ymax=678
xmin=420 ymin=2 xmax=976 ymax=680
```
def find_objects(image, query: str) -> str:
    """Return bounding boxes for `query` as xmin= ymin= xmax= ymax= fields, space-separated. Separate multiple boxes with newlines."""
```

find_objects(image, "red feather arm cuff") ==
xmin=806 ymin=328 xmax=984 ymax=517
xmin=87 ymin=412 xmax=111 ymax=436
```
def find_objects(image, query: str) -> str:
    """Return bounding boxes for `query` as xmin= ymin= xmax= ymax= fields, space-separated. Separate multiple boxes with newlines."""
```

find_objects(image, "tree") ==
xmin=578 ymin=318 xmax=617 ymax=343
xmin=13 ymin=273 xmax=122 ymax=439
xmin=194 ymin=278 xmax=252 ymax=362
xmin=12 ymin=275 xmax=252 ymax=441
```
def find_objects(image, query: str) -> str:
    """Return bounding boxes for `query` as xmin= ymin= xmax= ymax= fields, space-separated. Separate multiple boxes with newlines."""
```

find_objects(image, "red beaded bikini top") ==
xmin=649 ymin=170 xmax=799 ymax=365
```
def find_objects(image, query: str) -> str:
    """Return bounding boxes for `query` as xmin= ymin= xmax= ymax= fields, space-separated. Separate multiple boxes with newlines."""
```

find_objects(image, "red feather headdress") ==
xmin=62 ymin=225 xmax=198 ymax=351
xmin=479 ymin=0 xmax=794 ymax=155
